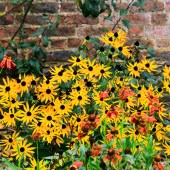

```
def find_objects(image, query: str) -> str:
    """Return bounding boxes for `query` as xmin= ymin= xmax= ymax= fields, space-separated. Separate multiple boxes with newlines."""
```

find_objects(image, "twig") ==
xmin=7 ymin=0 xmax=34 ymax=49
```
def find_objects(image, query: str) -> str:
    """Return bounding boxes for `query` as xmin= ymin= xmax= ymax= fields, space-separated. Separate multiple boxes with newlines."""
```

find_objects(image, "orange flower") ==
xmin=31 ymin=132 xmax=41 ymax=140
xmin=90 ymin=143 xmax=102 ymax=156
xmin=99 ymin=91 xmax=109 ymax=99
xmin=119 ymin=86 xmax=135 ymax=100
xmin=0 ymin=54 xmax=16 ymax=70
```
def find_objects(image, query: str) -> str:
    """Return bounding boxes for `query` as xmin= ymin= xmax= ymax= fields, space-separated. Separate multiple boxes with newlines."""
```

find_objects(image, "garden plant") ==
xmin=0 ymin=0 xmax=170 ymax=170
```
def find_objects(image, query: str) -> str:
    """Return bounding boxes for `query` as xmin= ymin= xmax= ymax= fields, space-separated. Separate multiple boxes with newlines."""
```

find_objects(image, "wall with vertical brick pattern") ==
xmin=0 ymin=0 xmax=170 ymax=65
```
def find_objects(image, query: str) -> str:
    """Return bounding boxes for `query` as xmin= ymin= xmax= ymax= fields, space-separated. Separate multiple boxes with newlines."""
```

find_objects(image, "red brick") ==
xmin=145 ymin=26 xmax=170 ymax=37
xmin=30 ymin=2 xmax=57 ymax=13
xmin=145 ymin=1 xmax=164 ymax=12
xmin=68 ymin=38 xmax=82 ymax=47
xmin=64 ymin=14 xmax=99 ymax=25
xmin=165 ymin=2 xmax=170 ymax=11
xmin=125 ymin=13 xmax=151 ymax=25
xmin=60 ymin=2 xmax=76 ymax=12
xmin=0 ymin=15 xmax=14 ymax=25
xmin=16 ymin=15 xmax=49 ymax=25
xmin=151 ymin=13 xmax=167 ymax=25
xmin=77 ymin=26 xmax=108 ymax=37
xmin=156 ymin=39 xmax=170 ymax=48
xmin=45 ymin=26 xmax=75 ymax=37
xmin=128 ymin=25 xmax=144 ymax=37
xmin=0 ymin=26 xmax=16 ymax=38
xmin=50 ymin=39 xmax=67 ymax=49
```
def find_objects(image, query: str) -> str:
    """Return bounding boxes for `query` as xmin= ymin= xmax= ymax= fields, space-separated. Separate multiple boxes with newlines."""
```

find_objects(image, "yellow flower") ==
xmin=69 ymin=89 xmax=90 ymax=107
xmin=68 ymin=55 xmax=87 ymax=67
xmin=127 ymin=62 xmax=142 ymax=78
xmin=54 ymin=98 xmax=72 ymax=116
xmin=0 ymin=131 xmax=20 ymax=151
xmin=163 ymin=142 xmax=170 ymax=155
xmin=50 ymin=65 xmax=70 ymax=84
xmin=140 ymin=57 xmax=158 ymax=72
xmin=26 ymin=158 xmax=48 ymax=170
xmin=163 ymin=79 xmax=170 ymax=93
xmin=163 ymin=65 xmax=170 ymax=80
xmin=12 ymin=139 xmax=35 ymax=161
xmin=4 ymin=109 xmax=20 ymax=127
xmin=96 ymin=64 xmax=112 ymax=79
xmin=20 ymin=102 xmax=40 ymax=124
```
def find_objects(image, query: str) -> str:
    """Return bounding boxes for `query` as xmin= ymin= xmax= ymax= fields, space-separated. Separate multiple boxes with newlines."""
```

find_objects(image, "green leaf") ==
xmin=89 ymin=37 xmax=100 ymax=44
xmin=31 ymin=27 xmax=45 ymax=37
xmin=105 ymin=4 xmax=112 ymax=17
xmin=120 ymin=8 xmax=128 ymax=17
xmin=41 ymin=36 xmax=49 ymax=47
xmin=55 ymin=13 xmax=59 ymax=28
xmin=122 ymin=19 xmax=131 ymax=29
xmin=132 ymin=0 xmax=145 ymax=8
xmin=29 ymin=58 xmax=41 ymax=74
xmin=0 ymin=46 xmax=6 ymax=61
xmin=111 ymin=0 xmax=117 ymax=10
xmin=2 ymin=158 xmax=18 ymax=170
xmin=147 ymin=48 xmax=156 ymax=57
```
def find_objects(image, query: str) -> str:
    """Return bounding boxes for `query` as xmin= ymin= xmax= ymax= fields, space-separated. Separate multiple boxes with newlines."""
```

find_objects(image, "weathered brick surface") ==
xmin=0 ymin=0 xmax=169 ymax=63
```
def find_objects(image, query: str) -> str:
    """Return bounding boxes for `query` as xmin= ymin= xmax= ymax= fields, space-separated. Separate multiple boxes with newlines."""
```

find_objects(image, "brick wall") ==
xmin=0 ymin=0 xmax=170 ymax=65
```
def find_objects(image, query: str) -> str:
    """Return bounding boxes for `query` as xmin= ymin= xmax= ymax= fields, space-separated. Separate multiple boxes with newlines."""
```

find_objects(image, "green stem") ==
xmin=36 ymin=140 xmax=39 ymax=170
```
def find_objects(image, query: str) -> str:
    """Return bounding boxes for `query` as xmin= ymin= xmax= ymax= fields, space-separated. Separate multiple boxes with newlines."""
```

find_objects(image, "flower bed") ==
xmin=0 ymin=29 xmax=170 ymax=170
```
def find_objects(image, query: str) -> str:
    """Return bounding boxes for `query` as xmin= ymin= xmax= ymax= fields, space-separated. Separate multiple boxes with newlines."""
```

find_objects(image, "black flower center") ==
xmin=31 ymin=80 xmax=36 ymax=85
xmin=60 ymin=105 xmax=65 ymax=110
xmin=78 ymin=96 xmax=82 ymax=100
xmin=47 ymin=116 xmax=52 ymax=121
xmin=10 ymin=114 xmax=14 ymax=118
xmin=158 ymin=87 xmax=162 ymax=92
xmin=21 ymin=81 xmax=26 ymax=86
xmin=108 ymin=54 xmax=112 ymax=59
xmin=62 ymin=124 xmax=66 ymax=129
xmin=111 ymin=87 xmax=115 ymax=92
xmin=11 ymin=99 xmax=15 ymax=103
xmin=27 ymin=111 xmax=31 ymax=116
xmin=88 ymin=66 xmax=93 ymax=71
xmin=37 ymin=122 xmax=42 ymax=126
xmin=145 ymin=63 xmax=150 ymax=68
xmin=85 ymin=36 xmax=90 ymax=40
xmin=17 ymin=79 xmax=21 ymax=83
xmin=73 ymin=70 xmax=77 ymax=75
xmin=138 ymin=86 xmax=141 ymax=90
xmin=100 ymin=69 xmax=105 ymax=74
xmin=47 ymin=130 xmax=50 ymax=135
xmin=111 ymin=48 xmax=115 ymax=52
xmin=46 ymin=89 xmax=51 ymax=94
xmin=76 ymin=86 xmax=81 ymax=91
xmin=137 ymin=94 xmax=141 ymax=98
xmin=8 ymin=138 xmax=13 ymax=143
xmin=135 ymin=130 xmax=139 ymax=135
xmin=86 ymin=81 xmax=93 ymax=87
xmin=134 ymin=41 xmax=139 ymax=46
xmin=76 ymin=58 xmax=80 ymax=62
xmin=20 ymin=147 xmax=25 ymax=152
xmin=58 ymin=71 xmax=63 ymax=76
xmin=99 ymin=46 xmax=104 ymax=52
xmin=118 ymin=47 xmax=123 ymax=51
xmin=109 ymin=37 xmax=113 ymax=41
xmin=134 ymin=66 xmax=138 ymax=71
xmin=5 ymin=86 xmax=10 ymax=91
xmin=114 ymin=32 xmax=118 ymax=37
xmin=76 ymin=118 xmax=81 ymax=122
xmin=0 ymin=114 xmax=4 ymax=119
xmin=46 ymin=80 xmax=50 ymax=84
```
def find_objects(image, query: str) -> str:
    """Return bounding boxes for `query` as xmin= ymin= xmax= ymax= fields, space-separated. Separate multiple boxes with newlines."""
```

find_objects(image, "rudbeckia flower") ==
xmin=12 ymin=139 xmax=35 ymax=161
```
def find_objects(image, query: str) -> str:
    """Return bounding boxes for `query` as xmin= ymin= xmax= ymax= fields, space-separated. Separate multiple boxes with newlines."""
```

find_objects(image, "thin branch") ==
xmin=112 ymin=0 xmax=135 ymax=31
xmin=7 ymin=0 xmax=34 ymax=48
